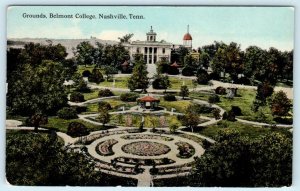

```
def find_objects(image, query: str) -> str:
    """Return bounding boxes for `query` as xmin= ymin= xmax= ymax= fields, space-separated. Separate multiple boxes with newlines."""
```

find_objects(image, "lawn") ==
xmin=109 ymin=113 xmax=182 ymax=128
xmin=43 ymin=117 xmax=105 ymax=133
xmin=189 ymin=120 xmax=291 ymax=140
xmin=99 ymin=77 xmax=129 ymax=89
xmin=86 ymin=98 xmax=136 ymax=113
xmin=169 ymin=77 xmax=195 ymax=90
xmin=159 ymin=100 xmax=191 ymax=113
xmin=82 ymin=90 xmax=124 ymax=101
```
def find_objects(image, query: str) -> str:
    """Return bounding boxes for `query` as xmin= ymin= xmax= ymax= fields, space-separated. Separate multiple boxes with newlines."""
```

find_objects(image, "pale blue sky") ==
xmin=7 ymin=6 xmax=294 ymax=51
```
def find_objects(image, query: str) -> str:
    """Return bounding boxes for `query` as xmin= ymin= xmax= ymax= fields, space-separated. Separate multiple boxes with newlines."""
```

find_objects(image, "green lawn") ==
xmin=43 ymin=117 xmax=105 ymax=133
xmin=159 ymin=100 xmax=191 ymax=113
xmin=169 ymin=77 xmax=195 ymax=90
xmin=86 ymin=98 xmax=136 ymax=113
xmin=82 ymin=90 xmax=124 ymax=101
xmin=99 ymin=77 xmax=129 ymax=89
xmin=191 ymin=120 xmax=291 ymax=139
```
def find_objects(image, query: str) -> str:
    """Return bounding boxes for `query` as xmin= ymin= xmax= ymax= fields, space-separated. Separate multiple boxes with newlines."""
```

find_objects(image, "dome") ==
xmin=183 ymin=33 xmax=192 ymax=40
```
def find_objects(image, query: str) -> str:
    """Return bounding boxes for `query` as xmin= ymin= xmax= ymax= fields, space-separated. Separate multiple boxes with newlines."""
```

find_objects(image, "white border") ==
xmin=1 ymin=1 xmax=298 ymax=191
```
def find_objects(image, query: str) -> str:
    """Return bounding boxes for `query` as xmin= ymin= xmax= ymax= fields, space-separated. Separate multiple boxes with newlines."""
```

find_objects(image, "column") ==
xmin=146 ymin=47 xmax=149 ymax=64
xmin=151 ymin=47 xmax=154 ymax=64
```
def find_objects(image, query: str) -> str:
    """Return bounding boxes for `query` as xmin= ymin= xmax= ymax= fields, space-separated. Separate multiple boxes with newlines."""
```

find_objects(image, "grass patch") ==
xmin=43 ymin=117 xmax=105 ymax=133
xmin=99 ymin=77 xmax=129 ymax=89
xmin=169 ymin=77 xmax=194 ymax=90
xmin=86 ymin=99 xmax=136 ymax=113
xmin=190 ymin=120 xmax=291 ymax=139
xmin=160 ymin=100 xmax=191 ymax=113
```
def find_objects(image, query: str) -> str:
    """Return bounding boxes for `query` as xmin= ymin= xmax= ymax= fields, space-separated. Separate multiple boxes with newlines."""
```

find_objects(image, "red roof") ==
xmin=171 ymin=62 xmax=179 ymax=67
xmin=122 ymin=61 xmax=129 ymax=66
xmin=183 ymin=33 xmax=192 ymax=40
xmin=138 ymin=96 xmax=160 ymax=102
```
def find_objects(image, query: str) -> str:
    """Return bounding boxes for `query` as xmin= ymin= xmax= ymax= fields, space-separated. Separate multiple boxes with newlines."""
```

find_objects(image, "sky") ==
xmin=7 ymin=6 xmax=294 ymax=51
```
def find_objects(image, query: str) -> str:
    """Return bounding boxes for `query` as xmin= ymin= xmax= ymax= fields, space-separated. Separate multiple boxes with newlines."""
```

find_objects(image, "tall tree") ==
xmin=127 ymin=54 xmax=149 ymax=92
xmin=270 ymin=91 xmax=291 ymax=117
xmin=75 ymin=41 xmax=95 ymax=66
xmin=179 ymin=85 xmax=189 ymax=99
xmin=118 ymin=33 xmax=134 ymax=43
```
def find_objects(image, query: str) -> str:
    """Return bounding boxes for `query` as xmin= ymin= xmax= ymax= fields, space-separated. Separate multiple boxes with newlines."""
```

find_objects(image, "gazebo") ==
xmin=170 ymin=61 xmax=180 ymax=68
xmin=137 ymin=95 xmax=160 ymax=109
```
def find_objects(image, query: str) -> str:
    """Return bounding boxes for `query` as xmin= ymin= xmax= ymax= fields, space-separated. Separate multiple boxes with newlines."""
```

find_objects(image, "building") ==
xmin=125 ymin=26 xmax=193 ymax=65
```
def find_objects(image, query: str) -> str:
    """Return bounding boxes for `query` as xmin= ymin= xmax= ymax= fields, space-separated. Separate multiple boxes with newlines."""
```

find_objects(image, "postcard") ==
xmin=6 ymin=6 xmax=294 ymax=187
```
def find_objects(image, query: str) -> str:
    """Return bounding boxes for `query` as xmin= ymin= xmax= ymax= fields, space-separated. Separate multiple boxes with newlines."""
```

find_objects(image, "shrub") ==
xmin=167 ymin=66 xmax=179 ymax=75
xmin=215 ymin=86 xmax=226 ymax=95
xmin=222 ymin=112 xmax=228 ymax=120
xmin=70 ymin=92 xmax=85 ymax=102
xmin=82 ymin=70 xmax=91 ymax=77
xmin=71 ymin=106 xmax=87 ymax=114
xmin=190 ymin=104 xmax=213 ymax=114
xmin=208 ymin=94 xmax=220 ymax=103
xmin=120 ymin=92 xmax=139 ymax=102
xmin=212 ymin=108 xmax=221 ymax=120
xmin=181 ymin=66 xmax=195 ymax=76
xmin=98 ymin=89 xmax=114 ymax=97
xmin=164 ymin=94 xmax=176 ymax=101
xmin=75 ymin=78 xmax=91 ymax=93
xmin=196 ymin=69 xmax=209 ymax=84
xmin=88 ymin=68 xmax=104 ymax=84
xmin=67 ymin=122 xmax=89 ymax=137
xmin=98 ymin=101 xmax=112 ymax=111
xmin=57 ymin=107 xmax=78 ymax=119
xmin=227 ymin=110 xmax=236 ymax=121
xmin=231 ymin=106 xmax=242 ymax=116
xmin=149 ymin=165 xmax=158 ymax=175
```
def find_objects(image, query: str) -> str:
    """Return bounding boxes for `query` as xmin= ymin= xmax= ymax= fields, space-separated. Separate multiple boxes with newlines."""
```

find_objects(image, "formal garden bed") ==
xmin=121 ymin=141 xmax=171 ymax=156
xmin=121 ymin=134 xmax=174 ymax=141
xmin=96 ymin=139 xmax=118 ymax=156
xmin=114 ymin=157 xmax=175 ymax=166
xmin=175 ymin=142 xmax=195 ymax=158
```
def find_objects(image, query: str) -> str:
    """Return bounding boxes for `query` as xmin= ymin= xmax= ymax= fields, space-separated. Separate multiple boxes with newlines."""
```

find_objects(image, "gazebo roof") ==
xmin=122 ymin=61 xmax=129 ymax=66
xmin=138 ymin=95 xmax=160 ymax=102
xmin=171 ymin=61 xmax=180 ymax=67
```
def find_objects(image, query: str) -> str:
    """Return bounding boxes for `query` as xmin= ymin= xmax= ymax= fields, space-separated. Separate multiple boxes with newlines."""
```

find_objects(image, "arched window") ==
xmin=162 ymin=48 xmax=165 ymax=54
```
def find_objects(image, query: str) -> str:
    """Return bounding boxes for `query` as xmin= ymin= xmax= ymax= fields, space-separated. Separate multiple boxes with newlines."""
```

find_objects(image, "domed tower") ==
xmin=146 ymin=26 xmax=157 ymax=42
xmin=183 ymin=25 xmax=192 ymax=48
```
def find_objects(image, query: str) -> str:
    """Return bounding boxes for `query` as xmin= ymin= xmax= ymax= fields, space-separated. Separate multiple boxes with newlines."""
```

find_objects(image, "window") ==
xmin=154 ymin=48 xmax=157 ymax=53
xmin=149 ymin=47 xmax=152 ymax=53
xmin=145 ymin=47 xmax=148 ymax=53
xmin=136 ymin=47 xmax=140 ymax=53
xmin=150 ymin=36 xmax=153 ymax=41
xmin=162 ymin=48 xmax=165 ymax=54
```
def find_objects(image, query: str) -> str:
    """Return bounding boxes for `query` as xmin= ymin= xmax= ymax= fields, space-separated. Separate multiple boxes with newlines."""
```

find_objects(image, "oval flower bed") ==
xmin=96 ymin=139 xmax=118 ymax=156
xmin=121 ymin=134 xmax=173 ymax=141
xmin=175 ymin=142 xmax=195 ymax=158
xmin=122 ymin=141 xmax=171 ymax=156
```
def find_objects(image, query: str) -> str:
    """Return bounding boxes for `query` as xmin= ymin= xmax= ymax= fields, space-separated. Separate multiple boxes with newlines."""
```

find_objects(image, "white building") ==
xmin=125 ymin=26 xmax=193 ymax=65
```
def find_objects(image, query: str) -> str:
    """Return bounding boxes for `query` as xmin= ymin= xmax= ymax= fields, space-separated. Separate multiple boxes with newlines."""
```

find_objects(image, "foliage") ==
xmin=82 ymin=70 xmax=91 ymax=77
xmin=192 ymin=130 xmax=292 ymax=187
xmin=196 ymin=68 xmax=209 ymax=84
xmin=254 ymin=108 xmax=268 ymax=123
xmin=270 ymin=91 xmax=291 ymax=116
xmin=57 ymin=107 xmax=78 ymax=119
xmin=167 ymin=66 xmax=180 ymax=75
xmin=70 ymin=92 xmax=85 ymax=102
xmin=212 ymin=108 xmax=221 ymax=120
xmin=179 ymin=85 xmax=189 ymax=99
xmin=230 ymin=106 xmax=242 ymax=116
xmin=26 ymin=113 xmax=48 ymax=132
xmin=74 ymin=41 xmax=95 ymax=66
xmin=181 ymin=66 xmax=195 ymax=76
xmin=208 ymin=94 xmax=220 ymax=103
xmin=215 ymin=86 xmax=226 ymax=95
xmin=7 ymin=60 xmax=68 ymax=116
xmin=152 ymin=75 xmax=171 ymax=91
xmin=118 ymin=33 xmax=134 ymax=43
xmin=103 ymin=65 xmax=118 ymax=81
xmin=67 ymin=122 xmax=89 ymax=137
xmin=98 ymin=101 xmax=112 ymax=111
xmin=88 ymin=68 xmax=104 ymax=84
xmin=256 ymin=81 xmax=274 ymax=103
xmin=97 ymin=108 xmax=110 ymax=127
xmin=75 ymin=77 xmax=91 ymax=93
xmin=181 ymin=108 xmax=200 ymax=132
xmin=98 ymin=89 xmax=114 ymax=97
xmin=120 ymin=92 xmax=139 ymax=102
xmin=6 ymin=131 xmax=137 ymax=186
xmin=163 ymin=94 xmax=177 ymax=101
xmin=127 ymin=55 xmax=149 ymax=92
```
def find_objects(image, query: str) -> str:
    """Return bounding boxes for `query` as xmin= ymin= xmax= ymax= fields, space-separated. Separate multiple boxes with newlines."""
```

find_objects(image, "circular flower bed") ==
xmin=122 ymin=141 xmax=171 ymax=156
xmin=96 ymin=139 xmax=118 ymax=156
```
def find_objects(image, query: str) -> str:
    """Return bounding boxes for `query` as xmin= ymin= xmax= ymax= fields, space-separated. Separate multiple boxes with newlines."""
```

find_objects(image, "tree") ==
xmin=255 ymin=81 xmax=274 ymax=104
xmin=103 ymin=65 xmax=117 ymax=81
xmin=270 ymin=91 xmax=291 ymax=117
xmin=192 ymin=130 xmax=292 ymax=187
xmin=88 ymin=68 xmax=104 ymax=84
xmin=181 ymin=108 xmax=200 ymax=132
xmin=7 ymin=60 xmax=68 ymax=116
xmin=26 ymin=113 xmax=48 ymax=132
xmin=199 ymin=52 xmax=210 ymax=69
xmin=97 ymin=108 xmax=110 ymax=127
xmin=179 ymin=85 xmax=189 ymax=99
xmin=169 ymin=123 xmax=179 ymax=134
xmin=127 ymin=55 xmax=149 ymax=92
xmin=74 ymin=41 xmax=95 ymax=66
xmin=152 ymin=74 xmax=171 ymax=92
xmin=118 ymin=33 xmax=134 ymax=43
xmin=196 ymin=68 xmax=209 ymax=84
